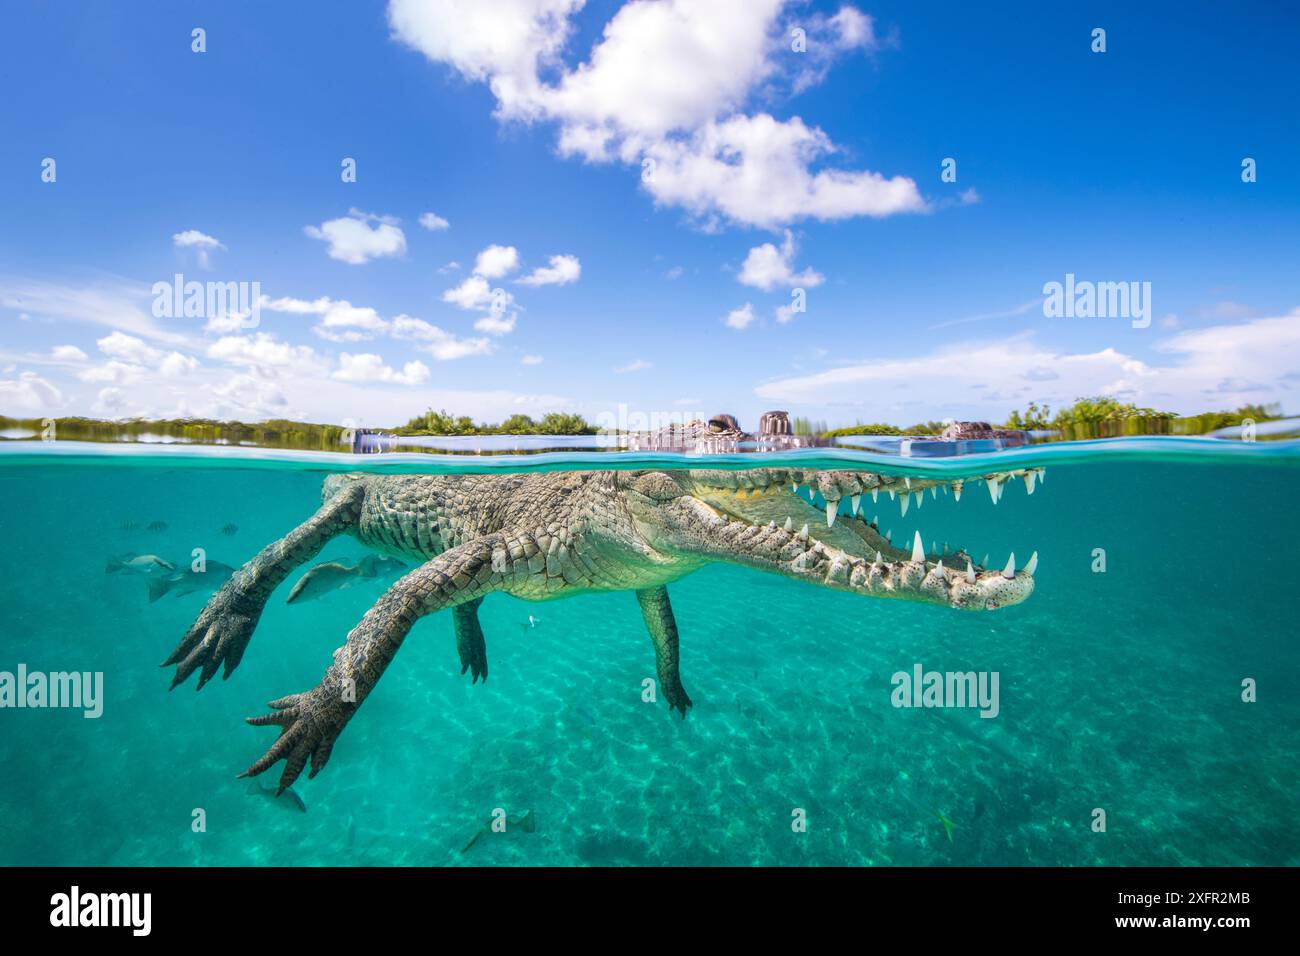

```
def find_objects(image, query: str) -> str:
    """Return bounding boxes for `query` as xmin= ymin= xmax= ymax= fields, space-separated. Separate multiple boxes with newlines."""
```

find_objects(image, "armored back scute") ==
xmin=759 ymin=410 xmax=792 ymax=437
xmin=707 ymin=414 xmax=741 ymax=434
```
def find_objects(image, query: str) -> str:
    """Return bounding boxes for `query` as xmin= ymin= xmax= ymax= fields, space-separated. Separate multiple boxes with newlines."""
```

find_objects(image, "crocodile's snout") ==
xmin=651 ymin=466 xmax=1044 ymax=611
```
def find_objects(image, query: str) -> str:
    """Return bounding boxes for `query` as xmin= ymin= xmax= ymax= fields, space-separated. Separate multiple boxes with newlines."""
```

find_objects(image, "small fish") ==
xmin=148 ymin=560 xmax=236 ymax=603
xmin=106 ymin=553 xmax=176 ymax=575
xmin=246 ymin=779 xmax=307 ymax=813
xmin=287 ymin=556 xmax=409 ymax=604
xmin=219 ymin=523 xmax=238 ymax=536
xmin=520 ymin=614 xmax=542 ymax=632
xmin=460 ymin=809 xmax=535 ymax=855
xmin=119 ymin=520 xmax=139 ymax=532
xmin=146 ymin=520 xmax=169 ymax=533
xmin=356 ymin=554 xmax=408 ymax=577
xmin=286 ymin=561 xmax=367 ymax=604
xmin=896 ymin=771 xmax=956 ymax=843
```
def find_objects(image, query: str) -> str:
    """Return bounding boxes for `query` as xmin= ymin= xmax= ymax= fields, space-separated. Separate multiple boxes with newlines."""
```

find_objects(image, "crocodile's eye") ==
xmin=628 ymin=472 xmax=683 ymax=501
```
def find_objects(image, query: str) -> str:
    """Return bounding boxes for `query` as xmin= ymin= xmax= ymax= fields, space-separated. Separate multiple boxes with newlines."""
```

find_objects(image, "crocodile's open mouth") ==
xmin=678 ymin=467 xmax=1043 ymax=610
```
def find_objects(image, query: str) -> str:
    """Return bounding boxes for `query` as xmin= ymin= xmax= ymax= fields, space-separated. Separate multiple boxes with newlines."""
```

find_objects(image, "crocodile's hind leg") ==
xmin=453 ymin=596 xmax=488 ymax=683
xmin=163 ymin=478 xmax=367 ymax=690
xmin=635 ymin=585 xmax=693 ymax=718
xmin=241 ymin=532 xmax=511 ymax=793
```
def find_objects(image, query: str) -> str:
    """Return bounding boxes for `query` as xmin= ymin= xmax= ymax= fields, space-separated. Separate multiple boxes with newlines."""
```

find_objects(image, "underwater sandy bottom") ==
xmin=0 ymin=459 xmax=1296 ymax=866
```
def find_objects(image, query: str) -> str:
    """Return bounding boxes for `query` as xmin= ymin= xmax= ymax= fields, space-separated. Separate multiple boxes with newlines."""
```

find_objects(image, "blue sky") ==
xmin=1 ymin=0 xmax=1297 ymax=429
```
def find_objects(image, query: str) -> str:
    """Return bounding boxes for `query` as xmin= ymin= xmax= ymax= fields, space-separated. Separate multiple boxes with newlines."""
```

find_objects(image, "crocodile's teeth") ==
xmin=981 ymin=553 xmax=989 ymax=567
xmin=934 ymin=559 xmax=944 ymax=575
xmin=1024 ymin=470 xmax=1037 ymax=495
xmin=886 ymin=530 xmax=893 ymax=543
xmin=930 ymin=486 xmax=937 ymax=500
xmin=874 ymin=550 xmax=883 ymax=565
xmin=871 ymin=487 xmax=878 ymax=503
xmin=900 ymin=493 xmax=910 ymax=517
xmin=791 ymin=483 xmax=798 ymax=494
xmin=850 ymin=494 xmax=860 ymax=515
xmin=987 ymin=478 xmax=1000 ymax=504
xmin=953 ymin=481 xmax=963 ymax=502
xmin=931 ymin=540 xmax=937 ymax=555
xmin=783 ymin=517 xmax=793 ymax=532
xmin=1038 ymin=467 xmax=1046 ymax=484
xmin=911 ymin=531 xmax=925 ymax=564
xmin=905 ymin=477 xmax=912 ymax=489
xmin=871 ymin=514 xmax=879 ymax=528
xmin=889 ymin=489 xmax=896 ymax=501
xmin=1024 ymin=551 xmax=1038 ymax=576
xmin=825 ymin=502 xmax=837 ymax=528
xmin=915 ymin=490 xmax=924 ymax=509
xmin=768 ymin=519 xmax=777 ymax=530
xmin=798 ymin=523 xmax=809 ymax=541
xmin=965 ymin=559 xmax=976 ymax=583
xmin=1002 ymin=553 xmax=1016 ymax=579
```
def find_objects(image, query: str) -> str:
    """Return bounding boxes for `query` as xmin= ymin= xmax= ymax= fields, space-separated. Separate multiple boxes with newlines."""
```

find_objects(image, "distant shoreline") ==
xmin=0 ymin=397 xmax=1289 ymax=451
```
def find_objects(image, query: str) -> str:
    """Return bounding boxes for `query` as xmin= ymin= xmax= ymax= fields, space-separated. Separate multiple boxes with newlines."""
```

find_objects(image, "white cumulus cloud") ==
xmin=754 ymin=311 xmax=1300 ymax=420
xmin=388 ymin=0 xmax=925 ymax=229
xmin=0 ymin=371 xmax=63 ymax=412
xmin=390 ymin=314 xmax=494 ymax=360
xmin=304 ymin=209 xmax=407 ymax=264
xmin=738 ymin=230 xmax=823 ymax=291
xmin=334 ymin=353 xmax=431 ymax=385
xmin=517 ymin=253 xmax=581 ymax=286
xmin=173 ymin=229 xmax=226 ymax=268
xmin=724 ymin=303 xmax=757 ymax=330
xmin=262 ymin=295 xmax=390 ymax=342
xmin=474 ymin=312 xmax=518 ymax=336
xmin=442 ymin=274 xmax=515 ymax=313
xmin=473 ymin=244 xmax=521 ymax=279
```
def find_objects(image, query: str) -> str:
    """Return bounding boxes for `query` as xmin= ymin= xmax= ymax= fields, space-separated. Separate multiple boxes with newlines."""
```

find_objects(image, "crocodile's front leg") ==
xmin=163 ymin=479 xmax=366 ymax=690
xmin=453 ymin=597 xmax=488 ymax=683
xmin=636 ymin=585 xmax=693 ymax=718
xmin=241 ymin=533 xmax=506 ymax=793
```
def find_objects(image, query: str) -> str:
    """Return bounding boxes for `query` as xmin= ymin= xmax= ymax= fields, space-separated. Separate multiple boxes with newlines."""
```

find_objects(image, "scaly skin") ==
xmin=164 ymin=465 xmax=1042 ymax=793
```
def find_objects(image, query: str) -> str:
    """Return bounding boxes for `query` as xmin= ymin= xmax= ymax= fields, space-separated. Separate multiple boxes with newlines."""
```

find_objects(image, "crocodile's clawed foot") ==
xmin=240 ymin=685 xmax=353 ymax=793
xmin=453 ymin=600 xmax=488 ymax=684
xmin=162 ymin=582 xmax=262 ymax=690
xmin=457 ymin=631 xmax=488 ymax=684
xmin=665 ymin=681 xmax=693 ymax=719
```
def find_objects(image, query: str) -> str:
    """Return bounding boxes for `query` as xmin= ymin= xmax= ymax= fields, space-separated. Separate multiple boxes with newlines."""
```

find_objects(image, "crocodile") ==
xmin=163 ymin=465 xmax=1042 ymax=793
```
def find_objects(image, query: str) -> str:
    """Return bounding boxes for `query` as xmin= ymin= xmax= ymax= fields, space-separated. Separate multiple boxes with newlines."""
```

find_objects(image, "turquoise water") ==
xmin=0 ymin=439 xmax=1297 ymax=866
